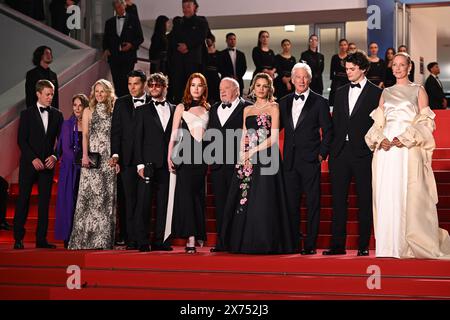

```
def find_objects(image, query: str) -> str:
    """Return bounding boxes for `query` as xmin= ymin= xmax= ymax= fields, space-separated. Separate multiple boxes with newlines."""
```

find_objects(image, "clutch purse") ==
xmin=75 ymin=152 xmax=100 ymax=169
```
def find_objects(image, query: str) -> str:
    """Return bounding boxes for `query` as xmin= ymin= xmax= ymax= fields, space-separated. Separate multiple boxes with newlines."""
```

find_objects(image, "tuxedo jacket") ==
xmin=103 ymin=13 xmax=144 ymax=64
xmin=17 ymin=105 xmax=63 ymax=167
xmin=279 ymin=91 xmax=333 ymax=170
xmin=25 ymin=66 xmax=59 ymax=109
xmin=330 ymin=81 xmax=382 ymax=159
xmin=218 ymin=49 xmax=247 ymax=91
xmin=425 ymin=75 xmax=445 ymax=109
xmin=111 ymin=94 xmax=151 ymax=167
xmin=134 ymin=101 xmax=175 ymax=169
xmin=208 ymin=97 xmax=251 ymax=170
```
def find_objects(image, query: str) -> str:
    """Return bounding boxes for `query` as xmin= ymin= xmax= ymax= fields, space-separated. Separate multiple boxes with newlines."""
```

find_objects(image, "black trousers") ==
xmin=284 ymin=159 xmax=321 ymax=250
xmin=116 ymin=175 xmax=127 ymax=242
xmin=210 ymin=166 xmax=235 ymax=249
xmin=13 ymin=164 xmax=54 ymax=243
xmin=134 ymin=167 xmax=170 ymax=246
xmin=0 ymin=177 xmax=8 ymax=223
xmin=120 ymin=166 xmax=139 ymax=244
xmin=329 ymin=142 xmax=373 ymax=250
xmin=109 ymin=59 xmax=135 ymax=98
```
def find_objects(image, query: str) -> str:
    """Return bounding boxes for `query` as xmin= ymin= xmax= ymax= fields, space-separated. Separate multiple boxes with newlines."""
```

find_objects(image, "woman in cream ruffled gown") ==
xmin=365 ymin=52 xmax=450 ymax=259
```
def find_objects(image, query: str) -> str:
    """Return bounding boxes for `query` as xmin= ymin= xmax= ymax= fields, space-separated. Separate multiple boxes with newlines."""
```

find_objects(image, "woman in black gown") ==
xmin=252 ymin=31 xmax=276 ymax=81
xmin=383 ymin=47 xmax=396 ymax=88
xmin=329 ymin=38 xmax=349 ymax=106
xmin=168 ymin=73 xmax=210 ymax=254
xmin=220 ymin=73 xmax=296 ymax=254
xmin=274 ymin=39 xmax=296 ymax=99
xmin=149 ymin=15 xmax=170 ymax=75
xmin=366 ymin=42 xmax=386 ymax=88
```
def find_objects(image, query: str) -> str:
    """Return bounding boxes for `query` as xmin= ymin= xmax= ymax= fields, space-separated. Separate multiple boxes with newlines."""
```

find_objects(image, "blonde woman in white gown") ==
xmin=365 ymin=52 xmax=450 ymax=259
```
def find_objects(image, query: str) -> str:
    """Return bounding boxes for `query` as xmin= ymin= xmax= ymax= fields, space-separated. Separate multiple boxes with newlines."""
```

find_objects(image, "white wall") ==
xmin=134 ymin=0 xmax=367 ymax=19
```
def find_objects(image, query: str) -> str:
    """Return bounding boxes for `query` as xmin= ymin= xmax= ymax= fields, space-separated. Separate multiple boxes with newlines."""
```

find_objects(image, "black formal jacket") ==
xmin=425 ymin=75 xmax=446 ymax=109
xmin=18 ymin=105 xmax=63 ymax=167
xmin=300 ymin=49 xmax=324 ymax=93
xmin=111 ymin=94 xmax=151 ymax=167
xmin=218 ymin=49 xmax=247 ymax=91
xmin=169 ymin=14 xmax=209 ymax=66
xmin=25 ymin=66 xmax=59 ymax=109
xmin=134 ymin=101 xmax=175 ymax=169
xmin=208 ymin=97 xmax=251 ymax=171
xmin=103 ymin=13 xmax=144 ymax=64
xmin=330 ymin=80 xmax=382 ymax=159
xmin=279 ymin=91 xmax=333 ymax=170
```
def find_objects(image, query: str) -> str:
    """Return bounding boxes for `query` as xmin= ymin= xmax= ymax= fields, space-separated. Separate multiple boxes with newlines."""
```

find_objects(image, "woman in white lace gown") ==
xmin=365 ymin=53 xmax=450 ymax=259
xmin=168 ymin=73 xmax=209 ymax=253
xmin=68 ymin=79 xmax=120 ymax=250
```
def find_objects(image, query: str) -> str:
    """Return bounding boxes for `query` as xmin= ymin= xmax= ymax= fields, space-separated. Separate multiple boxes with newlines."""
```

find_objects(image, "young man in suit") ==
xmin=14 ymin=80 xmax=64 ymax=249
xmin=425 ymin=62 xmax=447 ymax=110
xmin=323 ymin=51 xmax=382 ymax=256
xmin=218 ymin=33 xmax=247 ymax=96
xmin=25 ymin=46 xmax=59 ymax=109
xmin=134 ymin=73 xmax=175 ymax=252
xmin=102 ymin=0 xmax=144 ymax=97
xmin=208 ymin=78 xmax=251 ymax=252
xmin=110 ymin=70 xmax=150 ymax=251
xmin=279 ymin=63 xmax=333 ymax=255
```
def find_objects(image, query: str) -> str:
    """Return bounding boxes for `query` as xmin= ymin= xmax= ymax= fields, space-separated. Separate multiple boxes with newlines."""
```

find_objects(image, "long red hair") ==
xmin=182 ymin=73 xmax=210 ymax=110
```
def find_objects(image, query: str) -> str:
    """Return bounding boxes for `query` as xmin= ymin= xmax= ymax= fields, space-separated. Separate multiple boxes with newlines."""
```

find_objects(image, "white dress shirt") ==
xmin=36 ymin=102 xmax=49 ymax=133
xmin=292 ymin=89 xmax=310 ymax=128
xmin=116 ymin=13 xmax=126 ymax=37
xmin=346 ymin=77 xmax=367 ymax=140
xmin=218 ymin=97 xmax=240 ymax=126
xmin=228 ymin=47 xmax=237 ymax=77
xmin=153 ymin=99 xmax=171 ymax=131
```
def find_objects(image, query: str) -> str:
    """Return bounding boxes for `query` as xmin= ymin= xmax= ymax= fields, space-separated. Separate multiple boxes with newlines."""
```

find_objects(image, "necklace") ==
xmin=254 ymin=101 xmax=269 ymax=109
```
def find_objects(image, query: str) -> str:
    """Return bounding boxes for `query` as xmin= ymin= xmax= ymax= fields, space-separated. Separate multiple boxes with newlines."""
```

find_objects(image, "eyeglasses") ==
xmin=148 ymin=83 xmax=164 ymax=88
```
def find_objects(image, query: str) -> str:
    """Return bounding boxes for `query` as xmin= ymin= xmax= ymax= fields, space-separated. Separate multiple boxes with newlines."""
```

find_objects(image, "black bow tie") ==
xmin=228 ymin=48 xmax=235 ymax=51
xmin=222 ymin=103 xmax=232 ymax=109
xmin=39 ymin=107 xmax=49 ymax=113
xmin=154 ymin=101 xmax=166 ymax=106
xmin=294 ymin=94 xmax=305 ymax=101
xmin=133 ymin=98 xmax=145 ymax=103
xmin=350 ymin=83 xmax=361 ymax=89
xmin=117 ymin=16 xmax=126 ymax=19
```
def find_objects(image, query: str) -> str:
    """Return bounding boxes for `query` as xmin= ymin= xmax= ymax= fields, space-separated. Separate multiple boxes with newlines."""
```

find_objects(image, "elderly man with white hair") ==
xmin=279 ymin=62 xmax=333 ymax=255
xmin=208 ymin=77 xmax=251 ymax=252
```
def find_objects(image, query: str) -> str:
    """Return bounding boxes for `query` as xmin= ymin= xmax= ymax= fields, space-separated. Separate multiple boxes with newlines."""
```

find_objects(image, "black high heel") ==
xmin=185 ymin=246 xmax=196 ymax=254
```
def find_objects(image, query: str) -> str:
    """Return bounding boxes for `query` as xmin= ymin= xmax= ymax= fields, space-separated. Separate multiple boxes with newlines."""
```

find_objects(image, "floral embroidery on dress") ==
xmin=235 ymin=113 xmax=272 ymax=214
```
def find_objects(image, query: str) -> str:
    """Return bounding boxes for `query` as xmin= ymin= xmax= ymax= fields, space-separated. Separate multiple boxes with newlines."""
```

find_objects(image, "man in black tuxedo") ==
xmin=134 ymin=73 xmax=175 ymax=252
xmin=26 ymin=46 xmax=59 ymax=109
xmin=208 ymin=78 xmax=251 ymax=252
xmin=110 ymin=70 xmax=149 ymax=251
xmin=279 ymin=63 xmax=333 ymax=255
xmin=13 ymin=80 xmax=64 ymax=249
xmin=103 ymin=0 xmax=144 ymax=97
xmin=425 ymin=62 xmax=447 ymax=110
xmin=218 ymin=33 xmax=247 ymax=96
xmin=323 ymin=51 xmax=382 ymax=256
xmin=168 ymin=0 xmax=210 ymax=103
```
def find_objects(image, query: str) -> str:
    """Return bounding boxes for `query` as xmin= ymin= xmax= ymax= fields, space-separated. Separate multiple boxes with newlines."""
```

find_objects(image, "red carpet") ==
xmin=1 ymin=110 xmax=450 ymax=299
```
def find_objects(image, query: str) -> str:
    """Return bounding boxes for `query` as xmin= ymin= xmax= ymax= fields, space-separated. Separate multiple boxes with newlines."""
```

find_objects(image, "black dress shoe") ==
xmin=0 ymin=221 xmax=11 ymax=231
xmin=115 ymin=239 xmax=126 ymax=246
xmin=357 ymin=249 xmax=369 ymax=256
xmin=14 ymin=240 xmax=24 ymax=250
xmin=300 ymin=249 xmax=317 ymax=255
xmin=139 ymin=245 xmax=151 ymax=252
xmin=126 ymin=241 xmax=138 ymax=250
xmin=322 ymin=249 xmax=347 ymax=255
xmin=152 ymin=244 xmax=173 ymax=251
xmin=210 ymin=247 xmax=224 ymax=253
xmin=36 ymin=242 xmax=57 ymax=249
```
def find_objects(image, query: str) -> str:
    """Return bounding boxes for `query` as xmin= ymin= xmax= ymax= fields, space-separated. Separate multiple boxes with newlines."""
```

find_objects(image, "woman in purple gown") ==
xmin=54 ymin=94 xmax=89 ymax=247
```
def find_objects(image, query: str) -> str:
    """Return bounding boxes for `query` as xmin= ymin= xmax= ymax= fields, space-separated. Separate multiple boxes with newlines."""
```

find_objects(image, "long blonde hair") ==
xmin=88 ymin=79 xmax=116 ymax=114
